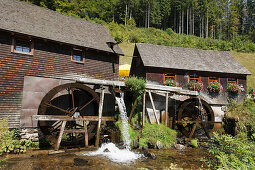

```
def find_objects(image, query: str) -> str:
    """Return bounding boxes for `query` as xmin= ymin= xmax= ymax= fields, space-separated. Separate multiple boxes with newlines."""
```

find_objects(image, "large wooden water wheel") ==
xmin=38 ymin=83 xmax=100 ymax=147
xmin=176 ymin=98 xmax=215 ymax=139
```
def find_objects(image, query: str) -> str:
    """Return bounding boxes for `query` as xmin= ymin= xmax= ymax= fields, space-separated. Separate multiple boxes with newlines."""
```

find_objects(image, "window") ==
xmin=227 ymin=78 xmax=238 ymax=86
xmin=208 ymin=76 xmax=220 ymax=84
xmin=11 ymin=37 xmax=33 ymax=55
xmin=71 ymin=48 xmax=84 ymax=63
xmin=189 ymin=74 xmax=201 ymax=82
xmin=163 ymin=73 xmax=176 ymax=85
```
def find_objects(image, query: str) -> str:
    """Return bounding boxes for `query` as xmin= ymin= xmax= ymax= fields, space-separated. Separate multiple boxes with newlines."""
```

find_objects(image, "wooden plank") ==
xmin=128 ymin=98 xmax=138 ymax=123
xmin=55 ymin=121 xmax=66 ymax=150
xmin=84 ymin=121 xmax=88 ymax=147
xmin=63 ymin=129 xmax=86 ymax=133
xmin=146 ymin=84 xmax=198 ymax=96
xmin=142 ymin=92 xmax=146 ymax=127
xmin=165 ymin=92 xmax=169 ymax=126
xmin=148 ymin=91 xmax=159 ymax=125
xmin=77 ymin=77 xmax=125 ymax=87
xmin=95 ymin=89 xmax=105 ymax=147
xmin=32 ymin=115 xmax=114 ymax=121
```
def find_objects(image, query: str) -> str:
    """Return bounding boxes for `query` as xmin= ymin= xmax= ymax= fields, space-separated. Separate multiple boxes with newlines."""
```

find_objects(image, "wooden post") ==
xmin=165 ymin=92 xmax=169 ymax=126
xmin=148 ymin=91 xmax=159 ymax=125
xmin=95 ymin=88 xmax=105 ymax=147
xmin=128 ymin=98 xmax=138 ymax=123
xmin=142 ymin=92 xmax=146 ymax=127
xmin=84 ymin=121 xmax=88 ymax=147
xmin=55 ymin=120 xmax=66 ymax=150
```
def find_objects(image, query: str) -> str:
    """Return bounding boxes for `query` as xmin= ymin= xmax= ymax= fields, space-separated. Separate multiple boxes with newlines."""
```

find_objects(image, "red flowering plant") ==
xmin=188 ymin=81 xmax=203 ymax=91
xmin=207 ymin=81 xmax=223 ymax=93
xmin=227 ymin=83 xmax=241 ymax=94
xmin=165 ymin=79 xmax=176 ymax=87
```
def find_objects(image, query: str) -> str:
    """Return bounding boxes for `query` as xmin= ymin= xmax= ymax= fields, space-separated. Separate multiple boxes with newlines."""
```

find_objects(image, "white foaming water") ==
xmin=83 ymin=92 xmax=141 ymax=163
xmin=114 ymin=92 xmax=131 ymax=149
xmin=84 ymin=143 xmax=141 ymax=163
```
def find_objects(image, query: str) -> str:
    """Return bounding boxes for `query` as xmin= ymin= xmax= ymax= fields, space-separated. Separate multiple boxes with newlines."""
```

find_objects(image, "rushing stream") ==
xmin=83 ymin=91 xmax=141 ymax=163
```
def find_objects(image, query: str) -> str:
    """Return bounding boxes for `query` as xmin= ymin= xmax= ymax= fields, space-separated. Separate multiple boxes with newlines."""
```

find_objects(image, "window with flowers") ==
xmin=163 ymin=73 xmax=176 ymax=87
xmin=188 ymin=74 xmax=203 ymax=91
xmin=189 ymin=74 xmax=201 ymax=82
xmin=208 ymin=77 xmax=223 ymax=93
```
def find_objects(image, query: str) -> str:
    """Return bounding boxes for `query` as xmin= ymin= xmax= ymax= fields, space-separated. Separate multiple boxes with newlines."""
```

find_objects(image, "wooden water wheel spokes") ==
xmin=38 ymin=83 xmax=100 ymax=147
xmin=177 ymin=98 xmax=215 ymax=139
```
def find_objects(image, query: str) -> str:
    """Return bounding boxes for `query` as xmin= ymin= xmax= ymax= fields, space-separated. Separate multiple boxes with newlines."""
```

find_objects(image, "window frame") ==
xmin=163 ymin=73 xmax=176 ymax=85
xmin=208 ymin=76 xmax=220 ymax=84
xmin=227 ymin=78 xmax=238 ymax=87
xmin=188 ymin=74 xmax=201 ymax=83
xmin=11 ymin=36 xmax=34 ymax=55
xmin=71 ymin=48 xmax=85 ymax=63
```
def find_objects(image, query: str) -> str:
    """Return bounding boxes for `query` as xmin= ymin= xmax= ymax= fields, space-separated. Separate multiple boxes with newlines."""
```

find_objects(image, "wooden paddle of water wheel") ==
xmin=176 ymin=98 xmax=215 ymax=140
xmin=34 ymin=83 xmax=114 ymax=150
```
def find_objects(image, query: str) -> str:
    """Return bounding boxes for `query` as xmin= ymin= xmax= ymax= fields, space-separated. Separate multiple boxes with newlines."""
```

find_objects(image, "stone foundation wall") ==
xmin=20 ymin=128 xmax=42 ymax=142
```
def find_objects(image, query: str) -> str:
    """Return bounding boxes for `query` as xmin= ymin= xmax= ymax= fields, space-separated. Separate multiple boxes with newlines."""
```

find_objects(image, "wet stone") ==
xmin=73 ymin=158 xmax=89 ymax=166
xmin=156 ymin=141 xmax=163 ymax=149
xmin=173 ymin=144 xmax=186 ymax=151
xmin=103 ymin=148 xmax=110 ymax=152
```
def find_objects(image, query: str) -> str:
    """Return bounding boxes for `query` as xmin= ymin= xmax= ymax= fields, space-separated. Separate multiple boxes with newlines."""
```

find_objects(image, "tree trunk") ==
xmin=182 ymin=9 xmax=184 ymax=34
xmin=206 ymin=10 xmax=208 ymax=38
xmin=179 ymin=11 xmax=181 ymax=34
xmin=125 ymin=4 xmax=128 ymax=26
xmin=187 ymin=7 xmax=189 ymax=35
xmin=192 ymin=8 xmax=195 ymax=35
xmin=202 ymin=15 xmax=204 ymax=38
xmin=148 ymin=2 xmax=150 ymax=28
xmin=145 ymin=5 xmax=147 ymax=28
xmin=189 ymin=7 xmax=192 ymax=35
xmin=174 ymin=9 xmax=176 ymax=32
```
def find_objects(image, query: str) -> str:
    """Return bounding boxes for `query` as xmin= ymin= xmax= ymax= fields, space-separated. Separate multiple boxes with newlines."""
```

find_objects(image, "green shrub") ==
xmin=125 ymin=76 xmax=146 ymax=98
xmin=0 ymin=118 xmax=36 ymax=155
xmin=190 ymin=139 xmax=198 ymax=148
xmin=139 ymin=123 xmax=176 ymax=149
xmin=206 ymin=132 xmax=255 ymax=169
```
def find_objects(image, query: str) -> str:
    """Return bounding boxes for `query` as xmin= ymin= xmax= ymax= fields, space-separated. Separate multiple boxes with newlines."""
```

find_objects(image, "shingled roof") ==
xmin=135 ymin=43 xmax=251 ymax=75
xmin=0 ymin=0 xmax=123 ymax=55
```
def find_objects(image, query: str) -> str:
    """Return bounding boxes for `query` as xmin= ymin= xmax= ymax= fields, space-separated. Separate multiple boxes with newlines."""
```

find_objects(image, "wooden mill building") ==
xmin=0 ymin=0 xmax=123 ymax=135
xmin=130 ymin=43 xmax=251 ymax=132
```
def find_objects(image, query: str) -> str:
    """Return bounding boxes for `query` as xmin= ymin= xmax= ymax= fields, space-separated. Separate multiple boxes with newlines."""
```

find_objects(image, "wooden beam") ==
xmin=128 ymin=98 xmax=138 ymax=123
xmin=32 ymin=115 xmax=114 ymax=121
xmin=142 ymin=92 xmax=146 ymax=127
xmin=148 ymin=91 xmax=159 ymax=125
xmin=165 ymin=92 xmax=169 ymax=126
xmin=55 ymin=121 xmax=66 ymax=150
xmin=84 ymin=121 xmax=88 ymax=147
xmin=95 ymin=88 xmax=105 ymax=147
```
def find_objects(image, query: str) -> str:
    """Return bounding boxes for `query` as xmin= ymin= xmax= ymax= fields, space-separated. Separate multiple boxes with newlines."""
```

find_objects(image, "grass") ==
xmin=118 ymin=42 xmax=134 ymax=65
xmin=229 ymin=51 xmax=255 ymax=89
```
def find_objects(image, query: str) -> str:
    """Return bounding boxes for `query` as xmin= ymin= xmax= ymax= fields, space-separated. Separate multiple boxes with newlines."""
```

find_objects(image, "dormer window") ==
xmin=11 ymin=36 xmax=34 ymax=55
xmin=71 ymin=48 xmax=84 ymax=63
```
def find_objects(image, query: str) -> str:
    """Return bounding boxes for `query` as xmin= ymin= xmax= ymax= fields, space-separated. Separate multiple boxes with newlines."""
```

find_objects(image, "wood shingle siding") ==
xmin=0 ymin=31 xmax=119 ymax=127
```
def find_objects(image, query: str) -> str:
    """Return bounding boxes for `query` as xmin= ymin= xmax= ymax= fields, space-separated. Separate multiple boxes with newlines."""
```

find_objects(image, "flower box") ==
xmin=207 ymin=81 xmax=223 ymax=93
xmin=227 ymin=83 xmax=241 ymax=94
xmin=188 ymin=81 xmax=203 ymax=91
xmin=165 ymin=79 xmax=176 ymax=87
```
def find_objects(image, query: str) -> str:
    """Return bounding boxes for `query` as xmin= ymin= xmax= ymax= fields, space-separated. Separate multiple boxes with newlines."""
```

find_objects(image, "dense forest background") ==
xmin=25 ymin=0 xmax=254 ymax=43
